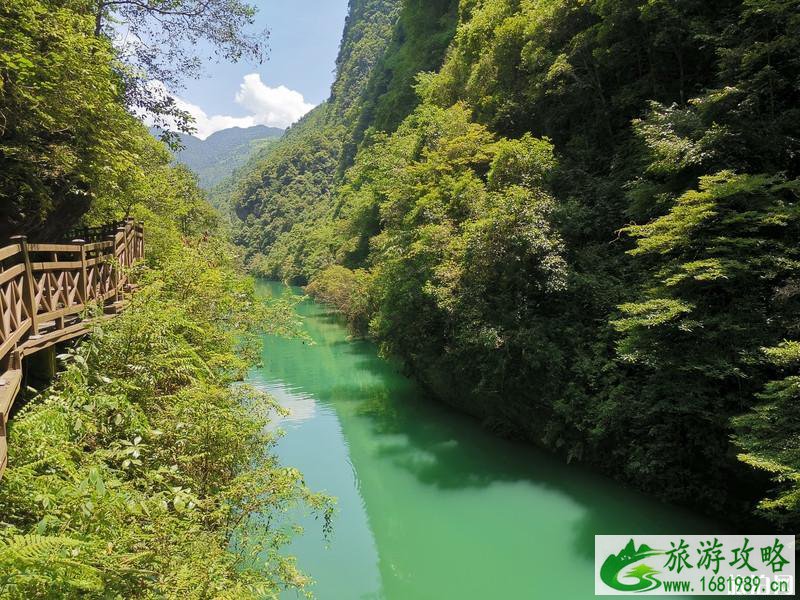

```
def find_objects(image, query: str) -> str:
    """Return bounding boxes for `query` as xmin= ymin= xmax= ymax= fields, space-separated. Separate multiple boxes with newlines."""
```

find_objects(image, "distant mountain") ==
xmin=207 ymin=132 xmax=284 ymax=213
xmin=156 ymin=125 xmax=284 ymax=189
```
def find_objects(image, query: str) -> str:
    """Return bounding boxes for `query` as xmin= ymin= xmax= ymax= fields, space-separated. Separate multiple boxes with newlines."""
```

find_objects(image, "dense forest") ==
xmin=229 ymin=0 xmax=800 ymax=530
xmin=0 ymin=0 xmax=332 ymax=596
xmin=171 ymin=125 xmax=284 ymax=190
xmin=1 ymin=0 xmax=798 ymax=594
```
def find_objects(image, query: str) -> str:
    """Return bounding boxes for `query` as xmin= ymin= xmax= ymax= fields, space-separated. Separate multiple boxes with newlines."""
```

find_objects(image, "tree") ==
xmin=93 ymin=0 xmax=267 ymax=135
xmin=733 ymin=340 xmax=800 ymax=530
xmin=0 ymin=0 xmax=140 ymax=238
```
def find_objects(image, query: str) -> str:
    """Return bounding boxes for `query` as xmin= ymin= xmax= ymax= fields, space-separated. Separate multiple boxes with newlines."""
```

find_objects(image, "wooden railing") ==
xmin=0 ymin=218 xmax=144 ymax=476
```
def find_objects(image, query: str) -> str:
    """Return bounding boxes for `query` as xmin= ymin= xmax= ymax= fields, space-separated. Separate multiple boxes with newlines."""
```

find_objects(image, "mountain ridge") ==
xmin=154 ymin=124 xmax=285 ymax=189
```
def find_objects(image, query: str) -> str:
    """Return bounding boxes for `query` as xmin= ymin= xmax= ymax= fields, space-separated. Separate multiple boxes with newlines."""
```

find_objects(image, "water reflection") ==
xmin=251 ymin=282 xmax=715 ymax=599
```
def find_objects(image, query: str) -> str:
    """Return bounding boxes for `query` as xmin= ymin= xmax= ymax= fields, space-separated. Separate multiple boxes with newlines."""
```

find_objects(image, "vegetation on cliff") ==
xmin=232 ymin=0 xmax=800 ymax=529
xmin=0 ymin=232 xmax=330 ymax=598
xmin=0 ymin=0 xmax=331 ymax=595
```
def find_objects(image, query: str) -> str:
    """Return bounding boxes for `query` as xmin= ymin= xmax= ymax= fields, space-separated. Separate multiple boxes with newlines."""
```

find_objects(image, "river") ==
xmin=247 ymin=281 xmax=715 ymax=599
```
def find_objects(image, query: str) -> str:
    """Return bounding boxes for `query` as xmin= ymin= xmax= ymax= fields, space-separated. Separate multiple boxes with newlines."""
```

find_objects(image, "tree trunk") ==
xmin=94 ymin=2 xmax=105 ymax=36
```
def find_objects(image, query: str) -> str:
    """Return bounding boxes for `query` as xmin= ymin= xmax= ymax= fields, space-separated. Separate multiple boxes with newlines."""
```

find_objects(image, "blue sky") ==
xmin=174 ymin=0 xmax=350 ymax=138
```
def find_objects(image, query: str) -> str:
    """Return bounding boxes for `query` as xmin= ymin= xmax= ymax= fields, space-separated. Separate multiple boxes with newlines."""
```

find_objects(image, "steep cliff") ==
xmin=231 ymin=0 xmax=800 ymax=528
xmin=231 ymin=0 xmax=404 ymax=282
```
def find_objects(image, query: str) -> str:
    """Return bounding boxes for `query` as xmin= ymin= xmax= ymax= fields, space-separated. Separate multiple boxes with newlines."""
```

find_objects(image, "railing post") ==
xmin=72 ymin=238 xmax=88 ymax=305
xmin=106 ymin=233 xmax=118 ymax=302
xmin=115 ymin=225 xmax=126 ymax=301
xmin=139 ymin=220 xmax=145 ymax=260
xmin=9 ymin=347 xmax=21 ymax=371
xmin=51 ymin=247 xmax=65 ymax=331
xmin=0 ymin=414 xmax=6 ymax=477
xmin=10 ymin=235 xmax=38 ymax=335
xmin=125 ymin=219 xmax=134 ymax=267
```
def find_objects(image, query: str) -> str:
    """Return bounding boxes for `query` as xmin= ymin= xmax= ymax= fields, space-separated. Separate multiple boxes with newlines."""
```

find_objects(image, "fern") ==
xmin=0 ymin=534 xmax=104 ymax=592
xmin=0 ymin=235 xmax=331 ymax=597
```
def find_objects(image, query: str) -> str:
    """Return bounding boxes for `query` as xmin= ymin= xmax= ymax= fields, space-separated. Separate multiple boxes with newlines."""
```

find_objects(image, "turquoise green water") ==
xmin=248 ymin=281 xmax=715 ymax=600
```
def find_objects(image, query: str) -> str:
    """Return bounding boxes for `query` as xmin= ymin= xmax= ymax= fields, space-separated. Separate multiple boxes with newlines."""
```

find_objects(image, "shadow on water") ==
xmin=253 ymin=281 xmax=718 ymax=599
xmin=318 ymin=364 xmax=714 ymax=564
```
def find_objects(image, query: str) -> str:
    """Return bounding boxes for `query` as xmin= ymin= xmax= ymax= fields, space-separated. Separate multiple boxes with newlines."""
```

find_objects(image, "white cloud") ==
xmin=171 ymin=97 xmax=256 ymax=140
xmin=235 ymin=74 xmax=315 ymax=130
xmin=163 ymin=74 xmax=314 ymax=140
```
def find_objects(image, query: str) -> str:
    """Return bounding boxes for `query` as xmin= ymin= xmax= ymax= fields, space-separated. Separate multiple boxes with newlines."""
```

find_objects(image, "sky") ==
xmin=172 ymin=0 xmax=350 ymax=139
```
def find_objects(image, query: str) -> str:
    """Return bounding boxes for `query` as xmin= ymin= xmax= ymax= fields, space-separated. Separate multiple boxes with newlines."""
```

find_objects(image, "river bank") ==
xmin=250 ymin=281 xmax=718 ymax=599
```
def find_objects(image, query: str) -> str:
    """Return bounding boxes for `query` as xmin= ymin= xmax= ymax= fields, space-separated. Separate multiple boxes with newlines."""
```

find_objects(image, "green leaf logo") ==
xmin=600 ymin=539 xmax=665 ymax=593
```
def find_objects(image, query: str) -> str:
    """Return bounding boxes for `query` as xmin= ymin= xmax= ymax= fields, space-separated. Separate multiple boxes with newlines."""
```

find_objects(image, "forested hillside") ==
xmin=232 ymin=0 xmax=800 ymax=529
xmin=169 ymin=125 xmax=283 ymax=190
xmin=229 ymin=0 xmax=398 ymax=280
xmin=0 ymin=0 xmax=330 ymax=596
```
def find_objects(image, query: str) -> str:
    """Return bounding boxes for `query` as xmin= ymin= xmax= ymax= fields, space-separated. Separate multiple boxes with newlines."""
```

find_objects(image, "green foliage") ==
xmin=229 ymin=0 xmax=406 ymax=284
xmin=0 ymin=0 xmax=333 ymax=592
xmin=330 ymin=0 xmax=403 ymax=124
xmin=86 ymin=135 xmax=219 ymax=247
xmin=306 ymin=266 xmax=374 ymax=335
xmin=0 ymin=237 xmax=330 ymax=598
xmin=608 ymin=0 xmax=800 ymax=510
xmin=344 ymin=0 xmax=459 ymax=165
xmin=322 ymin=104 xmax=569 ymax=432
xmin=230 ymin=0 xmax=800 ymax=527
xmin=733 ymin=340 xmax=800 ymax=530
xmin=0 ymin=0 xmax=143 ymax=239
xmin=232 ymin=106 xmax=346 ymax=283
xmin=613 ymin=168 xmax=800 ymax=505
xmin=172 ymin=127 xmax=283 ymax=191
xmin=0 ymin=0 xmax=267 ymax=241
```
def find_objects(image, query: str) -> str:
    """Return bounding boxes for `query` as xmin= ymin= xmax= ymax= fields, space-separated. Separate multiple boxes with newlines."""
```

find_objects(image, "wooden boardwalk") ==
xmin=0 ymin=219 xmax=144 ymax=477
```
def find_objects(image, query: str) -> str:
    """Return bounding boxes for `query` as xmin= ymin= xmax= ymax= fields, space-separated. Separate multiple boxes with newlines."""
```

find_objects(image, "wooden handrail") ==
xmin=0 ymin=220 xmax=145 ymax=477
